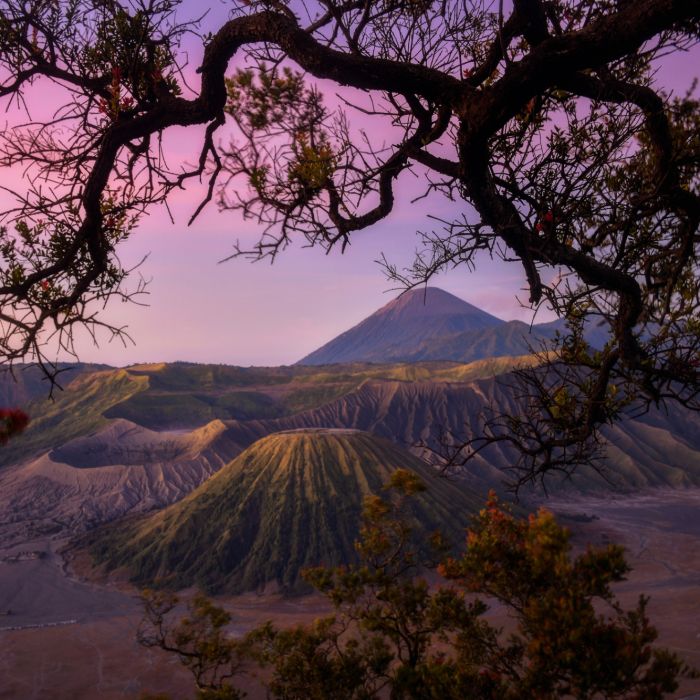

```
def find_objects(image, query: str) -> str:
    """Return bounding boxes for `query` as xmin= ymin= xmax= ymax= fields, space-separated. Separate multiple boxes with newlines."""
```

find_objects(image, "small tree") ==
xmin=138 ymin=476 xmax=691 ymax=699
xmin=439 ymin=494 xmax=690 ymax=698
xmin=137 ymin=590 xmax=252 ymax=700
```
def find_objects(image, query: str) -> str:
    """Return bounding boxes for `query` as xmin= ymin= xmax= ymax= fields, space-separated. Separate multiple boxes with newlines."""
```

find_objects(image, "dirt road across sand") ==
xmin=0 ymin=538 xmax=134 ymax=629
xmin=1 ymin=489 xmax=699 ymax=699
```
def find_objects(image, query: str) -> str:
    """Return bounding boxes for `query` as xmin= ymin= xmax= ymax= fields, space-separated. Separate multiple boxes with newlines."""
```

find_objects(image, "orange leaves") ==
xmin=384 ymin=468 xmax=426 ymax=496
xmin=534 ymin=210 xmax=555 ymax=233
xmin=97 ymin=66 xmax=134 ymax=121
xmin=445 ymin=493 xmax=577 ymax=605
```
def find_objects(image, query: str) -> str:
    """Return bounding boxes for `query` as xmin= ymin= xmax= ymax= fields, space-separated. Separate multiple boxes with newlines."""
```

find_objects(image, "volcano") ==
xmin=297 ymin=287 xmax=550 ymax=365
xmin=89 ymin=428 xmax=483 ymax=594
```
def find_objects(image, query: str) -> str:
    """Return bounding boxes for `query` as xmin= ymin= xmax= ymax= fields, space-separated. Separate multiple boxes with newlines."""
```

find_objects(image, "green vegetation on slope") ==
xmin=0 ymin=369 xmax=149 ymax=468
xmin=104 ymin=357 xmax=534 ymax=429
xmin=104 ymin=391 xmax=221 ymax=428
xmin=89 ymin=429 xmax=484 ymax=594
xmin=0 ymin=362 xmax=111 ymax=406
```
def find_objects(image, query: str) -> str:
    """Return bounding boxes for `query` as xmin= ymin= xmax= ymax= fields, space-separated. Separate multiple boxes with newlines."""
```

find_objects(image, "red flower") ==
xmin=535 ymin=222 xmax=543 ymax=232
xmin=0 ymin=408 xmax=30 ymax=445
xmin=543 ymin=210 xmax=554 ymax=223
xmin=41 ymin=280 xmax=50 ymax=291
xmin=463 ymin=68 xmax=474 ymax=78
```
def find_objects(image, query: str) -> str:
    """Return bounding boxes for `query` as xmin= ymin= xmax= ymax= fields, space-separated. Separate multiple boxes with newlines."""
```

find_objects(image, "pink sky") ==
xmin=2 ymin=3 xmax=698 ymax=367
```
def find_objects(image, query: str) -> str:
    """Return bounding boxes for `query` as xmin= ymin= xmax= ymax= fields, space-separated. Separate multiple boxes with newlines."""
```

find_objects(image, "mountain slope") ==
xmin=3 ymin=357 xmax=699 ymax=554
xmin=0 ymin=362 xmax=111 ymax=406
xmin=432 ymin=320 xmax=550 ymax=360
xmin=0 ymin=358 xmax=533 ymax=547
xmin=102 ymin=356 xmax=531 ymax=429
xmin=0 ymin=418 xmax=241 ymax=546
xmin=89 ymin=429 xmax=483 ymax=594
xmin=216 ymin=378 xmax=700 ymax=493
xmin=0 ymin=368 xmax=149 ymax=469
xmin=297 ymin=287 xmax=535 ymax=365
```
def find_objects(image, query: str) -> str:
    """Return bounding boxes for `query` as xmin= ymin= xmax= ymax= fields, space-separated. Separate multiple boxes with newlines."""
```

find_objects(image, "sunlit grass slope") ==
xmin=89 ymin=429 xmax=484 ymax=594
xmin=0 ymin=357 xmax=535 ymax=468
xmin=105 ymin=357 xmax=534 ymax=429
xmin=0 ymin=369 xmax=148 ymax=468
xmin=0 ymin=362 xmax=110 ymax=406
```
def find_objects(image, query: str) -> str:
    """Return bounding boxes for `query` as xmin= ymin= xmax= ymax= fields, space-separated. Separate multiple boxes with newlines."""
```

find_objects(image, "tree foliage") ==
xmin=138 ymin=590 xmax=251 ymax=699
xmin=0 ymin=0 xmax=698 ymax=481
xmin=138 ymin=476 xmax=692 ymax=699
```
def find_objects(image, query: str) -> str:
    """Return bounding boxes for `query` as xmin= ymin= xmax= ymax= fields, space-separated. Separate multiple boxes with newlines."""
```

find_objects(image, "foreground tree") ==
xmin=138 ymin=475 xmax=691 ymax=699
xmin=138 ymin=591 xmax=252 ymax=700
xmin=0 ymin=0 xmax=698 ymax=482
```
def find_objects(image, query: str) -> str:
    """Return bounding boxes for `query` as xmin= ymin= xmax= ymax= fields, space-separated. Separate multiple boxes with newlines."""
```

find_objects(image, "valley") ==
xmin=2 ymin=357 xmax=698 ymax=552
xmin=0 ymin=287 xmax=699 ymax=698
xmin=1 ymin=489 xmax=699 ymax=699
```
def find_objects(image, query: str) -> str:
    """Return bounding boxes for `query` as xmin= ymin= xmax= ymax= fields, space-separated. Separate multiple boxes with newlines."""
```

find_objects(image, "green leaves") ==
xmin=0 ymin=187 xmax=136 ymax=328
xmin=222 ymin=63 xmax=338 ymax=212
xmin=250 ymin=617 xmax=389 ymax=700
xmin=225 ymin=67 xmax=306 ymax=131
xmin=84 ymin=4 xmax=179 ymax=106
xmin=287 ymin=132 xmax=336 ymax=194
xmin=138 ymin=590 xmax=250 ymax=699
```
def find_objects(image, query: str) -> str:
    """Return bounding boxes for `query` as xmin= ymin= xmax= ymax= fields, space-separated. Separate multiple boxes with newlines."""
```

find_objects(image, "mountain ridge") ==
xmin=0 ymin=417 xmax=242 ymax=546
xmin=2 ymin=357 xmax=698 ymax=550
xmin=213 ymin=377 xmax=700 ymax=493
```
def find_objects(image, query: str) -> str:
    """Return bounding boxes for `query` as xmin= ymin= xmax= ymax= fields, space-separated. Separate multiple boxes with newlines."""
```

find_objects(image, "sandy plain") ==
xmin=0 ymin=489 xmax=699 ymax=699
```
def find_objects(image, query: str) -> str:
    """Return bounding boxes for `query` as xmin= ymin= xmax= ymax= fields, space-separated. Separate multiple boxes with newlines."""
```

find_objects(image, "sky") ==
xmin=2 ymin=2 xmax=698 ymax=368
xmin=82 ymin=185 xmax=536 ymax=366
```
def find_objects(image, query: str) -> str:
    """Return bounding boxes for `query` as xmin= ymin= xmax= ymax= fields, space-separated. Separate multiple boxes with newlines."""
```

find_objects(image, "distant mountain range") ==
xmin=0 ymin=359 xmax=528 ymax=546
xmin=0 ymin=291 xmax=693 ymax=596
xmin=297 ymin=287 xmax=598 ymax=365
xmin=87 ymin=429 xmax=484 ymax=594
xmin=2 ymin=357 xmax=699 ymax=552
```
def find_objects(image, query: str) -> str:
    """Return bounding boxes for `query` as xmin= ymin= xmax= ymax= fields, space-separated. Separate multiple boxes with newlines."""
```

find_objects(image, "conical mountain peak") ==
xmin=89 ymin=429 xmax=483 ymax=594
xmin=296 ymin=287 xmax=547 ymax=365
xmin=376 ymin=287 xmax=502 ymax=323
